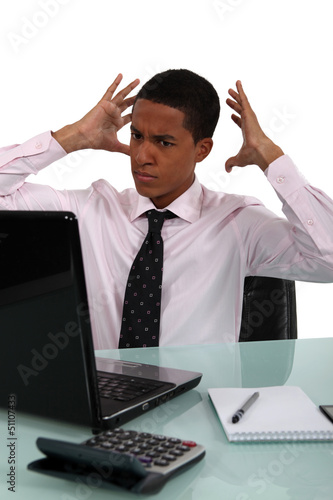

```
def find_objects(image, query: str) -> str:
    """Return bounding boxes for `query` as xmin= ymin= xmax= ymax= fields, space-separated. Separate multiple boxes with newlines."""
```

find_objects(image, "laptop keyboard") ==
xmin=97 ymin=373 xmax=166 ymax=402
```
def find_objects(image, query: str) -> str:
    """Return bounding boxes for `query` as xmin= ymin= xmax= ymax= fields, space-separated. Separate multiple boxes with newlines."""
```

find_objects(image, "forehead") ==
xmin=132 ymin=99 xmax=187 ymax=135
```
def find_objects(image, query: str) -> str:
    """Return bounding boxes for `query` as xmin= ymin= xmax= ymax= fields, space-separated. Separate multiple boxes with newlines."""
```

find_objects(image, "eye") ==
xmin=131 ymin=133 xmax=142 ymax=141
xmin=160 ymin=140 xmax=174 ymax=148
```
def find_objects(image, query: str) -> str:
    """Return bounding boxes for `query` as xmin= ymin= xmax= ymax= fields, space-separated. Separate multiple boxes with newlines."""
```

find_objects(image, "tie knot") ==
xmin=146 ymin=209 xmax=175 ymax=233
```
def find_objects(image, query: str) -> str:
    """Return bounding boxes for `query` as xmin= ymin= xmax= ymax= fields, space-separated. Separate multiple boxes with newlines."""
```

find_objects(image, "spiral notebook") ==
xmin=208 ymin=386 xmax=333 ymax=442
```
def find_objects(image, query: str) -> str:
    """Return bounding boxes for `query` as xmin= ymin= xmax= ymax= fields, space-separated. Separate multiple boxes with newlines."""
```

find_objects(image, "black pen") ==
xmin=232 ymin=391 xmax=260 ymax=423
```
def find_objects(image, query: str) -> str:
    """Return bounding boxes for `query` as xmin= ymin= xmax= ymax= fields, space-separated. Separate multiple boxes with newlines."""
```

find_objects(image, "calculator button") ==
xmin=119 ymin=431 xmax=135 ymax=439
xmin=176 ymin=445 xmax=191 ymax=452
xmin=86 ymin=439 xmax=97 ymax=446
xmin=124 ymin=440 xmax=135 ymax=447
xmin=138 ymin=456 xmax=152 ymax=464
xmin=147 ymin=439 xmax=160 ymax=446
xmin=131 ymin=447 xmax=142 ymax=455
xmin=169 ymin=449 xmax=184 ymax=457
xmin=146 ymin=451 xmax=160 ymax=458
xmin=161 ymin=442 xmax=174 ymax=449
xmin=133 ymin=436 xmax=144 ymax=443
xmin=152 ymin=435 xmax=167 ymax=441
xmin=182 ymin=440 xmax=197 ymax=447
xmin=101 ymin=442 xmax=113 ymax=448
xmin=156 ymin=446 xmax=169 ymax=453
xmin=115 ymin=445 xmax=128 ymax=452
xmin=96 ymin=435 xmax=107 ymax=441
xmin=168 ymin=437 xmax=181 ymax=444
xmin=162 ymin=454 xmax=176 ymax=461
xmin=153 ymin=459 xmax=169 ymax=467
xmin=113 ymin=438 xmax=123 ymax=445
xmin=138 ymin=443 xmax=152 ymax=450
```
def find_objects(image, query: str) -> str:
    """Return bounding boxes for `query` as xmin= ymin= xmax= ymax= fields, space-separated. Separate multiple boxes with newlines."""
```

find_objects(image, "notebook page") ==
xmin=208 ymin=386 xmax=333 ymax=442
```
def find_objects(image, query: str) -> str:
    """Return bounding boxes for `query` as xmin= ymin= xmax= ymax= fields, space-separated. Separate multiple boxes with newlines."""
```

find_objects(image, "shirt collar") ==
xmin=129 ymin=176 xmax=203 ymax=223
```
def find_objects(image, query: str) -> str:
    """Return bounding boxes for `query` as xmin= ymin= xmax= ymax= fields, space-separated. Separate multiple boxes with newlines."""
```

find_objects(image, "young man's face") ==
xmin=130 ymin=99 xmax=212 ymax=208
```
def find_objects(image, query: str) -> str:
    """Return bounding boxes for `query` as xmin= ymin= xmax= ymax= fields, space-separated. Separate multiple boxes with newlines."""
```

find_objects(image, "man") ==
xmin=1 ymin=69 xmax=333 ymax=349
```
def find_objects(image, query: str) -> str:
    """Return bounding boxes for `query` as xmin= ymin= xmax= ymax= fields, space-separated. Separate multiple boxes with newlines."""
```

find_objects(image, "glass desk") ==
xmin=1 ymin=338 xmax=333 ymax=499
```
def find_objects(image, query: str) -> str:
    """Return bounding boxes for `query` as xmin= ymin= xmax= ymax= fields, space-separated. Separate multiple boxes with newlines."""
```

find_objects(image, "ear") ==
xmin=195 ymin=138 xmax=213 ymax=163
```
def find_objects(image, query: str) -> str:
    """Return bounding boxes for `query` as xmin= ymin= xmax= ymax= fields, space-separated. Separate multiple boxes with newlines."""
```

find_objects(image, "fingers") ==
xmin=102 ymin=75 xmax=140 ymax=107
xmin=236 ymin=80 xmax=250 ymax=107
xmin=231 ymin=114 xmax=242 ymax=128
xmin=226 ymin=96 xmax=242 ymax=116
xmin=116 ymin=142 xmax=131 ymax=156
xmin=228 ymin=86 xmax=241 ymax=106
xmin=226 ymin=80 xmax=251 ymax=115
xmin=102 ymin=73 xmax=124 ymax=101
xmin=226 ymin=84 xmax=242 ymax=124
xmin=229 ymin=81 xmax=249 ymax=103
xmin=113 ymin=77 xmax=140 ymax=105
xmin=118 ymin=95 xmax=137 ymax=114
xmin=225 ymin=155 xmax=238 ymax=173
xmin=121 ymin=111 xmax=133 ymax=128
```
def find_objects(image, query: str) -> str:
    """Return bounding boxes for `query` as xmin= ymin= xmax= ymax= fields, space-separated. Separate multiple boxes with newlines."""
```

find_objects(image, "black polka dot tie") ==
xmin=119 ymin=210 xmax=176 ymax=348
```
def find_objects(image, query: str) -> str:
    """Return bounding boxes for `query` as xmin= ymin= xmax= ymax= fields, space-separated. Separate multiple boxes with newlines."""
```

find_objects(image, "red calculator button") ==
xmin=182 ymin=440 xmax=197 ymax=448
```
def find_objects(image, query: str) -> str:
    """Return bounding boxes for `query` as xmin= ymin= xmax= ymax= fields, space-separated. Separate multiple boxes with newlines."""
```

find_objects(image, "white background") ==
xmin=1 ymin=0 xmax=333 ymax=339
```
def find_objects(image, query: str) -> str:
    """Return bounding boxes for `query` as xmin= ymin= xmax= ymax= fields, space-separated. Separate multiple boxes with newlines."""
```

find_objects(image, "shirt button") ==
xmin=276 ymin=176 xmax=285 ymax=184
xmin=307 ymin=219 xmax=314 ymax=226
xmin=35 ymin=141 xmax=42 ymax=149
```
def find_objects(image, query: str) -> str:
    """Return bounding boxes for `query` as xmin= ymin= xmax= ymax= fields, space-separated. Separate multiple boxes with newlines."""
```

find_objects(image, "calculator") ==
xmin=28 ymin=428 xmax=206 ymax=494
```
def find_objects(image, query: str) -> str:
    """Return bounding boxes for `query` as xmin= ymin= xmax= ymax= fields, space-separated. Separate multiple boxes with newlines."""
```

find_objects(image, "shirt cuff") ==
xmin=265 ymin=154 xmax=308 ymax=198
xmin=18 ymin=131 xmax=67 ymax=172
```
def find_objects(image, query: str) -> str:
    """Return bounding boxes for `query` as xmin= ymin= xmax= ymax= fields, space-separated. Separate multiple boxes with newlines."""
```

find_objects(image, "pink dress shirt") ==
xmin=1 ymin=131 xmax=333 ymax=349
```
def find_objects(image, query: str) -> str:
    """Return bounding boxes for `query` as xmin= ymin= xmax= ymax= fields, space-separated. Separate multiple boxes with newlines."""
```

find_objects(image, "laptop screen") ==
xmin=0 ymin=211 xmax=100 ymax=427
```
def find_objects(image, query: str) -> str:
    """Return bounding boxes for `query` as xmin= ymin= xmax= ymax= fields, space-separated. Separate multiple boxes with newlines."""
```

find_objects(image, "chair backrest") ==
xmin=239 ymin=276 xmax=297 ymax=342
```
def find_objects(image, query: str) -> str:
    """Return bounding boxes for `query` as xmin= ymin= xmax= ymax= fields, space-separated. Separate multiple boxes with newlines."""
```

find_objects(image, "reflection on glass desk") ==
xmin=1 ymin=338 xmax=333 ymax=500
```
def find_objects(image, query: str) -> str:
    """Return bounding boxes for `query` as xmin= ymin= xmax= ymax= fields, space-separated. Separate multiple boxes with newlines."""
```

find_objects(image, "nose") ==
xmin=135 ymin=141 xmax=154 ymax=166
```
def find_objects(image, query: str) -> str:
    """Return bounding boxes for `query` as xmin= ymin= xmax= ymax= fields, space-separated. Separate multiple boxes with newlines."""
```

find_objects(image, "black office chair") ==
xmin=239 ymin=276 xmax=297 ymax=342
xmin=239 ymin=276 xmax=297 ymax=386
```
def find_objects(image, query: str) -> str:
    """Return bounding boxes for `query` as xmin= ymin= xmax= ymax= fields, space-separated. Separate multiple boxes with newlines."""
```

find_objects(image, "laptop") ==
xmin=0 ymin=211 xmax=202 ymax=432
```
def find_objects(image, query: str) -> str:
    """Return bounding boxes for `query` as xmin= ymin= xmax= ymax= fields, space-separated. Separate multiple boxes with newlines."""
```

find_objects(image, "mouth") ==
xmin=133 ymin=170 xmax=157 ymax=183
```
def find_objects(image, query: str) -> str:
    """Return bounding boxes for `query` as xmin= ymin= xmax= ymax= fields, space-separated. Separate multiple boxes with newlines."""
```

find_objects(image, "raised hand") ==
xmin=225 ymin=81 xmax=284 ymax=172
xmin=53 ymin=74 xmax=140 ymax=155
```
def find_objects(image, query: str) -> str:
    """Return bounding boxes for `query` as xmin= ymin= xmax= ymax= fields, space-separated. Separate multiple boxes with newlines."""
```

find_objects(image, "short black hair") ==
xmin=135 ymin=69 xmax=220 ymax=144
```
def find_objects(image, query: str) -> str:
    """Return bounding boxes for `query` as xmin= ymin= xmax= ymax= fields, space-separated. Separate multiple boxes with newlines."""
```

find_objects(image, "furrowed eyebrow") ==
xmin=130 ymin=125 xmax=141 ymax=134
xmin=130 ymin=125 xmax=177 ymax=142
xmin=153 ymin=134 xmax=177 ymax=142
